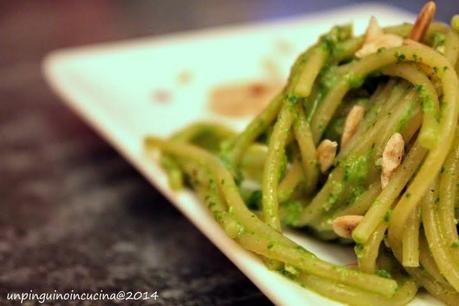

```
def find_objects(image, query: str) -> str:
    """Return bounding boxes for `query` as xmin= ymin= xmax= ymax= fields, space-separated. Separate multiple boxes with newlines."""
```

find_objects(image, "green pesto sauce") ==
xmin=397 ymin=99 xmax=415 ymax=132
xmin=349 ymin=185 xmax=365 ymax=204
xmin=222 ymin=214 xmax=245 ymax=239
xmin=218 ymin=146 xmax=243 ymax=185
xmin=324 ymin=181 xmax=344 ymax=212
xmin=384 ymin=209 xmax=392 ymax=223
xmin=395 ymin=51 xmax=406 ymax=63
xmin=376 ymin=269 xmax=392 ymax=279
xmin=287 ymin=94 xmax=299 ymax=105
xmin=319 ymin=24 xmax=353 ymax=52
xmin=282 ymin=200 xmax=303 ymax=226
xmin=296 ymin=23 xmax=353 ymax=122
xmin=354 ymin=243 xmax=364 ymax=259
xmin=279 ymin=151 xmax=288 ymax=180
xmin=342 ymin=151 xmax=372 ymax=185
xmin=213 ymin=211 xmax=224 ymax=223
xmin=430 ymin=32 xmax=446 ymax=49
xmin=412 ymin=53 xmax=422 ymax=63
xmin=319 ymin=65 xmax=340 ymax=93
xmin=432 ymin=66 xmax=448 ymax=75
xmin=421 ymin=98 xmax=435 ymax=114
xmin=309 ymin=53 xmax=347 ymax=120
xmin=415 ymin=84 xmax=435 ymax=114
xmin=346 ymin=73 xmax=365 ymax=89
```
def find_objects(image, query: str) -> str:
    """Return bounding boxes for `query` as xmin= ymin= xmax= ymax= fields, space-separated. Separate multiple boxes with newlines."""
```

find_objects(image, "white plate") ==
xmin=43 ymin=4 xmax=443 ymax=305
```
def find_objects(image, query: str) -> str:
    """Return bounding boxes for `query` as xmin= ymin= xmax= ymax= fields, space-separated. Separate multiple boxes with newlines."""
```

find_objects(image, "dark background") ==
xmin=1 ymin=1 xmax=457 ymax=305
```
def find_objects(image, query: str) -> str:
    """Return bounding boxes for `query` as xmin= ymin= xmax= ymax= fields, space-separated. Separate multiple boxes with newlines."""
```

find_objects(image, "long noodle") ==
xmin=146 ymin=11 xmax=459 ymax=305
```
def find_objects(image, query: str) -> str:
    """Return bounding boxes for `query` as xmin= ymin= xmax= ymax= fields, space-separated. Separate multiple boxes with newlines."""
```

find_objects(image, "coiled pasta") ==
xmin=146 ymin=4 xmax=459 ymax=305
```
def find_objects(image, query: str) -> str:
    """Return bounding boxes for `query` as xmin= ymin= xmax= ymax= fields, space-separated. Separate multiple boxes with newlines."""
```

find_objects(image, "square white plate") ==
xmin=43 ymin=4 xmax=443 ymax=305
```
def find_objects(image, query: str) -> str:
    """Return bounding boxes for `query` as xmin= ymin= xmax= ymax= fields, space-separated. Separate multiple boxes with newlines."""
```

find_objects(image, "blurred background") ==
xmin=1 ymin=1 xmax=458 ymax=305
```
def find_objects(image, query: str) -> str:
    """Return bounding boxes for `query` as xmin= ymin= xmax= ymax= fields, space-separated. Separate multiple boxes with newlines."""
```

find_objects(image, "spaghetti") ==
xmin=145 ymin=2 xmax=459 ymax=305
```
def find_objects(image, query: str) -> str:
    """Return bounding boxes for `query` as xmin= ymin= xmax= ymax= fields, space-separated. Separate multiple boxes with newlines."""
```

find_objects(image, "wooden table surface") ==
xmin=1 ymin=1 xmax=457 ymax=305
